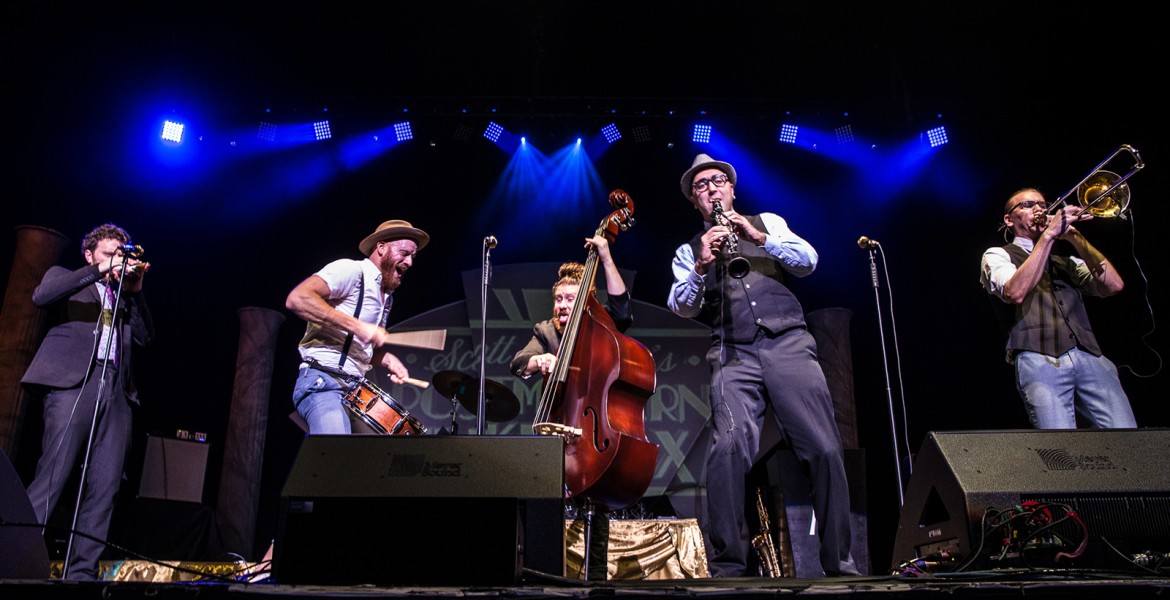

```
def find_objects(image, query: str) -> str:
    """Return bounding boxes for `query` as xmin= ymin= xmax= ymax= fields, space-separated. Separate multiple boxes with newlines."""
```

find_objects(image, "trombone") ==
xmin=1040 ymin=144 xmax=1144 ymax=223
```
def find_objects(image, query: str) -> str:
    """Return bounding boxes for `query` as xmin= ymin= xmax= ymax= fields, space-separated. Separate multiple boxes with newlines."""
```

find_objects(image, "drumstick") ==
xmin=401 ymin=377 xmax=430 ymax=389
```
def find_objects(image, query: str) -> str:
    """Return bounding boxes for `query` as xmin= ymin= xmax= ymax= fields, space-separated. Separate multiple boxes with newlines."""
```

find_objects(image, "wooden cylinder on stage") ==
xmin=214 ymin=306 xmax=285 ymax=560
xmin=0 ymin=225 xmax=70 ymax=459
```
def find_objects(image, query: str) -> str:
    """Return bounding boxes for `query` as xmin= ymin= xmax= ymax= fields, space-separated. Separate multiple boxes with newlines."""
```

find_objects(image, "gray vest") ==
xmin=1000 ymin=243 xmax=1102 ymax=360
xmin=688 ymin=214 xmax=807 ymax=343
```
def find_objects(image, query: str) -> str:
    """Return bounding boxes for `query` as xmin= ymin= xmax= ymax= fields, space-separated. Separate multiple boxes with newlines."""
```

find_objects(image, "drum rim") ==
xmin=342 ymin=384 xmax=429 ymax=435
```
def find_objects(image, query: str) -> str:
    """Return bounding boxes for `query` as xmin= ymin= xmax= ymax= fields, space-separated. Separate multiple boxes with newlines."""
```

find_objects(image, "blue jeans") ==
xmin=293 ymin=367 xmax=352 ymax=434
xmin=1015 ymin=348 xmax=1137 ymax=429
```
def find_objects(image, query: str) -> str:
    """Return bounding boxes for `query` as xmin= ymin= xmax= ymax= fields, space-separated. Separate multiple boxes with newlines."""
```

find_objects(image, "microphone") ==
xmin=117 ymin=244 xmax=144 ymax=258
xmin=857 ymin=236 xmax=879 ymax=250
xmin=483 ymin=236 xmax=498 ymax=249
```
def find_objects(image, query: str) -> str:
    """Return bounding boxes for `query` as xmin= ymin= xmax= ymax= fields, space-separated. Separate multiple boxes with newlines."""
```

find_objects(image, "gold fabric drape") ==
xmin=564 ymin=518 xmax=709 ymax=580
xmin=52 ymin=560 xmax=256 ymax=582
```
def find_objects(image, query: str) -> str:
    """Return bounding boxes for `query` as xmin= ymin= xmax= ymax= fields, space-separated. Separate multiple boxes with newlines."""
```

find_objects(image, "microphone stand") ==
xmin=63 ymin=257 xmax=128 ymax=578
xmin=864 ymin=241 xmax=906 ymax=507
xmin=477 ymin=236 xmax=497 ymax=435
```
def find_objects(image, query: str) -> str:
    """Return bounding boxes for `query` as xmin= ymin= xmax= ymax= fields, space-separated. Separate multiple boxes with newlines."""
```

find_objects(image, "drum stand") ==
xmin=578 ymin=498 xmax=609 ymax=580
xmin=447 ymin=393 xmax=460 ymax=434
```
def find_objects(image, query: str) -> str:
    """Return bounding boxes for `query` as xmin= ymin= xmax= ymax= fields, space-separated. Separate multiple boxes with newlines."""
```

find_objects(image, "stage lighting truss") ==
xmin=692 ymin=124 xmax=712 ymax=144
xmin=161 ymin=120 xmax=185 ymax=143
xmin=601 ymin=123 xmax=621 ymax=144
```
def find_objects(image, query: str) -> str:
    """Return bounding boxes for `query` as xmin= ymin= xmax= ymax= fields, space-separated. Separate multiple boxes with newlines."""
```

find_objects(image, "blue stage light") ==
xmin=835 ymin=124 xmax=854 ymax=144
xmin=394 ymin=121 xmax=413 ymax=142
xmin=257 ymin=122 xmax=277 ymax=142
xmin=692 ymin=124 xmax=712 ymax=144
xmin=926 ymin=126 xmax=949 ymax=147
xmin=779 ymin=124 xmax=799 ymax=145
xmin=313 ymin=120 xmax=332 ymax=141
xmin=161 ymin=120 xmax=184 ymax=143
xmin=484 ymin=121 xmax=504 ymax=143
xmin=601 ymin=123 xmax=621 ymax=144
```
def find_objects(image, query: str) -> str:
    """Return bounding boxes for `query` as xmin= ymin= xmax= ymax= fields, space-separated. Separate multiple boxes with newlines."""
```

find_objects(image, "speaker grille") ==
xmin=1025 ymin=494 xmax=1170 ymax=543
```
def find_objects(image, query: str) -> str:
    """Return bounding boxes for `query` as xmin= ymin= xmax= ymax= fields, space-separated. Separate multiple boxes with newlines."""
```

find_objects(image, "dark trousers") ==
xmin=701 ymin=327 xmax=857 ymax=577
xmin=26 ymin=365 xmax=131 ymax=580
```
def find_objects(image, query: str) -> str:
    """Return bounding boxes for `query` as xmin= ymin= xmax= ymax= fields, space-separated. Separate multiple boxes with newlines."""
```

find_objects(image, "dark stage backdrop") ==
xmin=3 ymin=5 xmax=1168 ymax=572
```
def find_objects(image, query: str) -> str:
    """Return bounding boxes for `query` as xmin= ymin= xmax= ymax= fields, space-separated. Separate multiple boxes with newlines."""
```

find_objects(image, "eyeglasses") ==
xmin=1011 ymin=200 xmax=1048 ymax=212
xmin=692 ymin=174 xmax=730 ymax=192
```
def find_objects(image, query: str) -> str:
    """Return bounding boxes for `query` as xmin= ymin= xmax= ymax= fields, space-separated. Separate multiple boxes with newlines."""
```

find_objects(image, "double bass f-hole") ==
xmin=583 ymin=406 xmax=608 ymax=452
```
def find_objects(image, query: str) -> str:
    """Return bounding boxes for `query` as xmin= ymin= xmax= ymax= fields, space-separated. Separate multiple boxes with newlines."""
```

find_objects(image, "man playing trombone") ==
xmin=980 ymin=187 xmax=1137 ymax=429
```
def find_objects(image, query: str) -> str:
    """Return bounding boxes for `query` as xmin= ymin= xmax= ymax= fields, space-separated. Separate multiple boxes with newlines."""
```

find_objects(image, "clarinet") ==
xmin=711 ymin=199 xmax=750 ymax=278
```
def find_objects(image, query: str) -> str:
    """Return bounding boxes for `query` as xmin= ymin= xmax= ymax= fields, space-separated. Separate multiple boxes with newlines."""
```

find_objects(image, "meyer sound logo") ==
xmin=385 ymin=454 xmax=463 ymax=477
xmin=1035 ymin=448 xmax=1117 ymax=471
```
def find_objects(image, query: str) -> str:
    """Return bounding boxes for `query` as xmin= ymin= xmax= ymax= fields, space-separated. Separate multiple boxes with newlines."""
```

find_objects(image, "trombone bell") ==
xmin=1077 ymin=170 xmax=1130 ymax=218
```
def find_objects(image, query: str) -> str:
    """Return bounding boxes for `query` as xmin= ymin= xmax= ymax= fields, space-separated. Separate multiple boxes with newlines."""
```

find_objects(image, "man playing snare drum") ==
xmin=286 ymin=219 xmax=429 ymax=434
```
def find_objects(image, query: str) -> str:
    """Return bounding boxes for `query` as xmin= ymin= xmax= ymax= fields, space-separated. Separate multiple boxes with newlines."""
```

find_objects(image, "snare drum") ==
xmin=342 ymin=379 xmax=427 ymax=435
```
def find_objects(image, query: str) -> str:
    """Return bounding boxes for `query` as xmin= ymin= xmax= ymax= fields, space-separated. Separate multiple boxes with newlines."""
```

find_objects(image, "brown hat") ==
xmin=680 ymin=153 xmax=737 ymax=198
xmin=359 ymin=220 xmax=430 ymax=256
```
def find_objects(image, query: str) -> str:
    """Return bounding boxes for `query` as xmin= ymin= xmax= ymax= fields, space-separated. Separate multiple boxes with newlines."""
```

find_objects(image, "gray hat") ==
xmin=680 ymin=153 xmax=737 ymax=198
xmin=359 ymin=219 xmax=430 ymax=256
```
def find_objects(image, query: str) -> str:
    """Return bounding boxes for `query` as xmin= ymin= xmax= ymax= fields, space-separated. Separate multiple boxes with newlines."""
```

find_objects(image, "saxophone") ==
xmin=752 ymin=485 xmax=783 ymax=578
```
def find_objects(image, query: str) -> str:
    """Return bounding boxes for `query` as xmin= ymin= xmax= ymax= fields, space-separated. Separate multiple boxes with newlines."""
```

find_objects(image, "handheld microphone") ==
xmin=857 ymin=236 xmax=879 ymax=250
xmin=484 ymin=236 xmax=498 ymax=249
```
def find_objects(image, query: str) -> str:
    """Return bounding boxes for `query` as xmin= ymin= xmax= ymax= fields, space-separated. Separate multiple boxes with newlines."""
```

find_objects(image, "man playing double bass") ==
xmin=509 ymin=234 xmax=634 ymax=581
xmin=510 ymin=236 xmax=633 ymax=379
xmin=286 ymin=219 xmax=429 ymax=434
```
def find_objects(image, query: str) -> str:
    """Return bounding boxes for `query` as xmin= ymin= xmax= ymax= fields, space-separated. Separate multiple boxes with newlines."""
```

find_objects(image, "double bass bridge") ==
xmin=533 ymin=421 xmax=583 ymax=438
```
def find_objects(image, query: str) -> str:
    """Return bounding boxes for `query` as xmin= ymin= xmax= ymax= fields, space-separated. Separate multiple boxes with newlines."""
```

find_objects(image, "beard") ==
xmin=553 ymin=310 xmax=570 ymax=333
xmin=378 ymin=257 xmax=402 ymax=292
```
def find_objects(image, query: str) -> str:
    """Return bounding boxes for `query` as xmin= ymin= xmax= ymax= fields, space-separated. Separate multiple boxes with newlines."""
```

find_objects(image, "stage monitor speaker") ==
xmin=890 ymin=429 xmax=1170 ymax=572
xmin=0 ymin=448 xmax=50 ymax=579
xmin=137 ymin=435 xmax=209 ymax=504
xmin=273 ymin=435 xmax=565 ymax=586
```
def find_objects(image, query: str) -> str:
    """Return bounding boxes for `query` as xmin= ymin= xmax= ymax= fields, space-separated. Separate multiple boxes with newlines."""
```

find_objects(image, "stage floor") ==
xmin=4 ymin=565 xmax=1170 ymax=600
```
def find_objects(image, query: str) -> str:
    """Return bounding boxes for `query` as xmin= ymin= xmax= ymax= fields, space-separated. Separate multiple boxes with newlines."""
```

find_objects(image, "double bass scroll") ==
xmin=531 ymin=189 xmax=659 ymax=512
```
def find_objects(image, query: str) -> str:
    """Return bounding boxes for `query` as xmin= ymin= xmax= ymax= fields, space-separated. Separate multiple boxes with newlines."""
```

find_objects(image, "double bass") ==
xmin=532 ymin=189 xmax=659 ymax=511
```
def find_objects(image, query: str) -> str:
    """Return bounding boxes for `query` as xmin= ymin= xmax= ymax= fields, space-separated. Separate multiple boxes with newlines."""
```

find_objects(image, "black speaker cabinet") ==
xmin=891 ymin=429 xmax=1170 ymax=571
xmin=0 ymin=448 xmax=50 ymax=579
xmin=137 ymin=435 xmax=209 ymax=503
xmin=274 ymin=435 xmax=565 ymax=586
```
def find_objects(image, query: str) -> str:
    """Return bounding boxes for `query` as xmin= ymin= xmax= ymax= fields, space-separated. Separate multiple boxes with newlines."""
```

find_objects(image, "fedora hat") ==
xmin=359 ymin=219 xmax=430 ymax=256
xmin=680 ymin=153 xmax=737 ymax=198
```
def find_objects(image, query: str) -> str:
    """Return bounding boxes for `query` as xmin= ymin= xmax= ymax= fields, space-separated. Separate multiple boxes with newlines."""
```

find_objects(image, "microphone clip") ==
xmin=117 ymin=244 xmax=145 ymax=259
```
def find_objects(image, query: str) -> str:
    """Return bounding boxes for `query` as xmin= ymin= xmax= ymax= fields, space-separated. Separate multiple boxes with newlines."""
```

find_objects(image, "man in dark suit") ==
xmin=22 ymin=222 xmax=154 ymax=580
